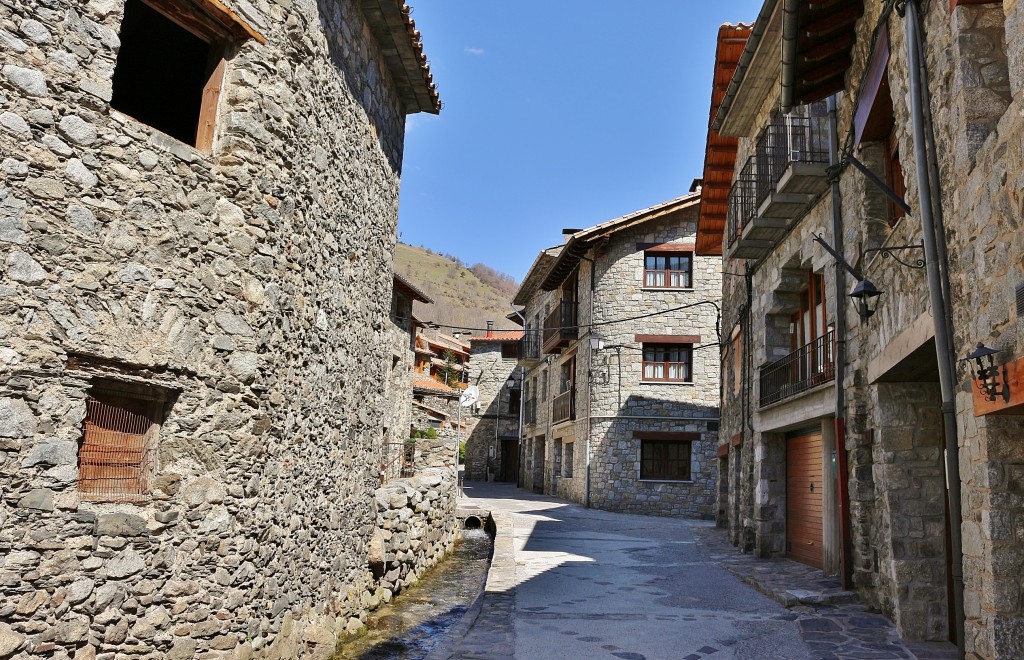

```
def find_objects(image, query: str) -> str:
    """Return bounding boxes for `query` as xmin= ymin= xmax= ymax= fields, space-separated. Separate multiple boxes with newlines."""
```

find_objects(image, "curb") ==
xmin=426 ymin=510 xmax=517 ymax=659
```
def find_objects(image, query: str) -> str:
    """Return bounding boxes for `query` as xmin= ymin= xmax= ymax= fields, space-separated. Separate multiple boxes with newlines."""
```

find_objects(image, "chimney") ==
xmin=562 ymin=228 xmax=582 ymax=244
xmin=486 ymin=321 xmax=494 ymax=337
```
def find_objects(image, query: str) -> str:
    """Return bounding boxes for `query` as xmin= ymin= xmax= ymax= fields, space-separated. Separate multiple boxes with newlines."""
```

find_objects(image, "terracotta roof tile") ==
xmin=412 ymin=377 xmax=457 ymax=395
xmin=469 ymin=331 xmax=524 ymax=342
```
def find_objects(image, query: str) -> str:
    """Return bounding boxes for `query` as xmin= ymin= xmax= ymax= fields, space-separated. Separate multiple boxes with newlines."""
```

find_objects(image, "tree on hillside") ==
xmin=437 ymin=349 xmax=463 ymax=386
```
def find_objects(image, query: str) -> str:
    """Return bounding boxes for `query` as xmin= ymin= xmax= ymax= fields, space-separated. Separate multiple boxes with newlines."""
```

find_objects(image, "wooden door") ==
xmin=501 ymin=440 xmax=519 ymax=483
xmin=787 ymin=433 xmax=824 ymax=569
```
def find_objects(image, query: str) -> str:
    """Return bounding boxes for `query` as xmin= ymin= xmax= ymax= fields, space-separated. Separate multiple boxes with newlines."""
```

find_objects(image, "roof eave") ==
xmin=714 ymin=0 xmax=783 ymax=137
xmin=360 ymin=0 xmax=441 ymax=114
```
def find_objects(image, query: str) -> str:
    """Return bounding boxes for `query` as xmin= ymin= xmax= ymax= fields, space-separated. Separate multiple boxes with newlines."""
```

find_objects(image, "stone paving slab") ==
xmin=432 ymin=484 xmax=959 ymax=660
xmin=692 ymin=525 xmax=958 ymax=660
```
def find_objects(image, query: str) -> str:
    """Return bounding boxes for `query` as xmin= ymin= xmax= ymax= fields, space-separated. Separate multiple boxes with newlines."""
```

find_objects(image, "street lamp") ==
xmin=964 ymin=342 xmax=1007 ymax=402
xmin=849 ymin=278 xmax=883 ymax=320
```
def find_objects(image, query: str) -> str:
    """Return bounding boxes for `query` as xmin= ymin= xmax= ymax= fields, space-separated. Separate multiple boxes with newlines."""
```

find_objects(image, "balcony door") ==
xmin=791 ymin=273 xmax=827 ymax=384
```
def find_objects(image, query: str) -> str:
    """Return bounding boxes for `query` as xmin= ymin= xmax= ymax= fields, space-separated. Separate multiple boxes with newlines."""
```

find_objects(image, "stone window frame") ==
xmin=638 ymin=243 xmax=695 ymax=290
xmin=78 ymin=378 xmax=171 ymax=503
xmin=635 ymin=431 xmax=699 ymax=482
xmin=110 ymin=0 xmax=265 ymax=154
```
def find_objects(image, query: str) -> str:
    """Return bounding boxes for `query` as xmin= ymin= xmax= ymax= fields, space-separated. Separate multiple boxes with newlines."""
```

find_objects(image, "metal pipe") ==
xmin=904 ymin=3 xmax=965 ymax=655
xmin=827 ymin=94 xmax=853 ymax=588
xmin=780 ymin=0 xmax=799 ymax=113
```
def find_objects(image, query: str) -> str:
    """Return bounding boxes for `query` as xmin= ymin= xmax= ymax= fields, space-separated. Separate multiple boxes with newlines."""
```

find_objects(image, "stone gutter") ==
xmin=426 ymin=509 xmax=516 ymax=659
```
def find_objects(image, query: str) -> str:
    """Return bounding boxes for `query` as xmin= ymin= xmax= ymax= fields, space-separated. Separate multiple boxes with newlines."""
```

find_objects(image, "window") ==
xmin=639 ymin=437 xmax=693 ymax=481
xmin=884 ymin=128 xmax=906 ymax=226
xmin=790 ymin=272 xmax=832 ymax=380
xmin=110 ymin=0 xmax=262 ymax=152
xmin=642 ymin=344 xmax=693 ymax=382
xmin=507 ymin=388 xmax=521 ymax=414
xmin=644 ymin=252 xmax=693 ymax=288
xmin=79 ymin=383 xmax=167 ymax=501
xmin=501 ymin=341 xmax=520 ymax=360
xmin=563 ymin=441 xmax=574 ymax=478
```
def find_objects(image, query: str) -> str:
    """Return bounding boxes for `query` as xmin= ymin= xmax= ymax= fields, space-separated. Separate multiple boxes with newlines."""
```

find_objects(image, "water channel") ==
xmin=333 ymin=528 xmax=492 ymax=659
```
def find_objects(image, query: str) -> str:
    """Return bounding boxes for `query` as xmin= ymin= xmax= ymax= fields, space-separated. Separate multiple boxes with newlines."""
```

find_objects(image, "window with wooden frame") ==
xmin=643 ymin=251 xmax=693 ymax=288
xmin=507 ymin=387 xmax=521 ymax=414
xmin=78 ymin=382 xmax=168 ymax=502
xmin=636 ymin=432 xmax=697 ymax=481
xmin=110 ymin=0 xmax=263 ymax=152
xmin=642 ymin=343 xmax=693 ymax=382
xmin=789 ymin=272 xmax=832 ymax=380
xmin=884 ymin=128 xmax=906 ymax=226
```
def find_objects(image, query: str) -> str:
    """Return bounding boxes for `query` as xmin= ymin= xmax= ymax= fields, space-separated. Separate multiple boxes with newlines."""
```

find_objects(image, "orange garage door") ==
xmin=786 ymin=433 xmax=823 ymax=569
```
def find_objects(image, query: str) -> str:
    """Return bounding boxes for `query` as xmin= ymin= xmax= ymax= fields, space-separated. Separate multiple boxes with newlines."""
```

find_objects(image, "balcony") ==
xmin=521 ymin=331 xmax=542 ymax=363
xmin=758 ymin=330 xmax=835 ymax=408
xmin=524 ymin=398 xmax=537 ymax=425
xmin=755 ymin=115 xmax=830 ymax=218
xmin=552 ymin=388 xmax=575 ymax=424
xmin=542 ymin=301 xmax=577 ymax=354
xmin=725 ymin=114 xmax=830 ymax=261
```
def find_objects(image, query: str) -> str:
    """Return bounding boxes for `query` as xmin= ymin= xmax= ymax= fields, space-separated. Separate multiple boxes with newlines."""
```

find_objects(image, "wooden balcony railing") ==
xmin=759 ymin=330 xmax=835 ymax=408
xmin=542 ymin=302 xmax=577 ymax=354
xmin=552 ymin=387 xmax=575 ymax=424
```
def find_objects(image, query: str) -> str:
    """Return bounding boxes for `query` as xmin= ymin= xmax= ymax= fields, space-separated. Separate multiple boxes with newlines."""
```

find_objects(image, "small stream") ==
xmin=333 ymin=529 xmax=492 ymax=659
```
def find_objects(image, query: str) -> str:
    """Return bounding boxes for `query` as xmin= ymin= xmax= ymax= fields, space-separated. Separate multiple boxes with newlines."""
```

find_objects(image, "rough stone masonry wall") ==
xmin=464 ymin=341 xmax=521 ymax=481
xmin=0 ymin=0 xmax=414 ymax=657
xmin=366 ymin=468 xmax=458 ymax=619
xmin=579 ymin=207 xmax=721 ymax=518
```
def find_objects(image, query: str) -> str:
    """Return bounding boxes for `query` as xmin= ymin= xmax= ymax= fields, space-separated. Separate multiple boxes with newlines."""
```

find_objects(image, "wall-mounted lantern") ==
xmin=849 ymin=278 xmax=883 ymax=320
xmin=964 ymin=343 xmax=1007 ymax=402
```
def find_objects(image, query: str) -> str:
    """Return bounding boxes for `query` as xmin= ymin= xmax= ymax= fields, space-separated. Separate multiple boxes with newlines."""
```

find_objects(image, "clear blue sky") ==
xmin=397 ymin=1 xmax=762 ymax=281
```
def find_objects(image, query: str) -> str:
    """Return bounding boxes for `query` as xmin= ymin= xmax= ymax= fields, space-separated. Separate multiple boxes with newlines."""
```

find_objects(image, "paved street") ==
xmin=431 ymin=482 xmax=956 ymax=660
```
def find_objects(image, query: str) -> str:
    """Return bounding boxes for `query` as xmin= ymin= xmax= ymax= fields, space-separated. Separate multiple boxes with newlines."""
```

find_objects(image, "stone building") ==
xmin=382 ymin=273 xmax=431 ymax=481
xmin=513 ymin=193 xmax=721 ymax=517
xmin=702 ymin=1 xmax=1023 ymax=657
xmin=462 ymin=326 xmax=524 ymax=482
xmin=0 ymin=0 xmax=442 ymax=656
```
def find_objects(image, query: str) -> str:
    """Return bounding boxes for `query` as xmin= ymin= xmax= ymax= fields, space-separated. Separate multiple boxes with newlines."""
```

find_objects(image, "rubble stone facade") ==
xmin=463 ymin=334 xmax=523 ymax=483
xmin=707 ymin=1 xmax=1024 ymax=657
xmin=516 ymin=195 xmax=721 ymax=518
xmin=0 ymin=0 xmax=439 ymax=657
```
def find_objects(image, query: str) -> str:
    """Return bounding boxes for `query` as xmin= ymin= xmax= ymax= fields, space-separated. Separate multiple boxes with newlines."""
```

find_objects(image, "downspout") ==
xmin=512 ymin=306 xmax=527 ymax=487
xmin=903 ymin=2 xmax=965 ymax=655
xmin=827 ymin=94 xmax=853 ymax=589
xmin=578 ymin=254 xmax=597 ymax=508
xmin=780 ymin=0 xmax=800 ymax=114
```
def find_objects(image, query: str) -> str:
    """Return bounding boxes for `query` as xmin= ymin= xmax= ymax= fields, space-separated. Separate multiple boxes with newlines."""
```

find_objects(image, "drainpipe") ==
xmin=827 ymin=94 xmax=853 ymax=588
xmin=511 ymin=306 xmax=527 ymax=487
xmin=780 ymin=0 xmax=800 ymax=114
xmin=579 ymin=254 xmax=597 ymax=508
xmin=903 ymin=2 xmax=965 ymax=654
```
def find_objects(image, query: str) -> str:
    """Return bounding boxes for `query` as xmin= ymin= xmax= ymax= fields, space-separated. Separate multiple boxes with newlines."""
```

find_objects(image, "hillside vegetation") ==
xmin=394 ymin=243 xmax=520 ymax=332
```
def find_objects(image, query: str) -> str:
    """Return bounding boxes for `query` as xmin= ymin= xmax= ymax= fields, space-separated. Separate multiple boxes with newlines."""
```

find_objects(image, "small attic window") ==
xmin=110 ymin=0 xmax=264 ymax=152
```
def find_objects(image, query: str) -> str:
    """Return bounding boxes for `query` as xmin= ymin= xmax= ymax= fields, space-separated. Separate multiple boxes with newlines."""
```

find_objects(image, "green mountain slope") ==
xmin=394 ymin=243 xmax=520 ymax=333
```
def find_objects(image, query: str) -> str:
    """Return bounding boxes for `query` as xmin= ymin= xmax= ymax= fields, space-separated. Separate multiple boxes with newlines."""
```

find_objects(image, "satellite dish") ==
xmin=459 ymin=386 xmax=479 ymax=407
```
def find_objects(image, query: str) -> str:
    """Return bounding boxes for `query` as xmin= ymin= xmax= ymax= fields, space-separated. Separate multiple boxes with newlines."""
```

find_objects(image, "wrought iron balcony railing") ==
xmin=726 ymin=157 xmax=757 ymax=251
xmin=754 ymin=114 xmax=830 ymax=207
xmin=759 ymin=330 xmax=835 ymax=408
xmin=552 ymin=387 xmax=575 ymax=424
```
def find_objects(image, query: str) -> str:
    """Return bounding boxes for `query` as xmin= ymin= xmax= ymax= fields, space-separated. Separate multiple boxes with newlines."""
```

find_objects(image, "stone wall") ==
xmin=516 ymin=201 xmax=721 ymax=517
xmin=714 ymin=0 xmax=1024 ymax=655
xmin=0 ymin=0 xmax=434 ymax=656
xmin=365 ymin=468 xmax=458 ymax=619
xmin=463 ymin=340 xmax=521 ymax=481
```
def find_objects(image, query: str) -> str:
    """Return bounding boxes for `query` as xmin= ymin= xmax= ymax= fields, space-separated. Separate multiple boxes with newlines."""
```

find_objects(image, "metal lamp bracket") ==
xmin=861 ymin=242 xmax=926 ymax=269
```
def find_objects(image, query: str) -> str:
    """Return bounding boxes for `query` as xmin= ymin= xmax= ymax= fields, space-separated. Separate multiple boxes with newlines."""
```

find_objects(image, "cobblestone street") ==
xmin=430 ymin=482 xmax=958 ymax=660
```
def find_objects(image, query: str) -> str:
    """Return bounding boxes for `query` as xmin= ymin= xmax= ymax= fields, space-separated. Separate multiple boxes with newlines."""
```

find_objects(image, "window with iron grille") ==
xmin=639 ymin=439 xmax=692 ymax=481
xmin=642 ymin=343 xmax=693 ymax=382
xmin=643 ymin=252 xmax=693 ymax=288
xmin=78 ymin=384 xmax=165 ymax=502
